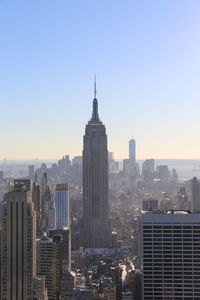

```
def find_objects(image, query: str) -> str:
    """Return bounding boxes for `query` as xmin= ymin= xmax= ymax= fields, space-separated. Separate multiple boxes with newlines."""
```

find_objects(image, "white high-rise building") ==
xmin=55 ymin=184 xmax=69 ymax=228
xmin=139 ymin=211 xmax=200 ymax=300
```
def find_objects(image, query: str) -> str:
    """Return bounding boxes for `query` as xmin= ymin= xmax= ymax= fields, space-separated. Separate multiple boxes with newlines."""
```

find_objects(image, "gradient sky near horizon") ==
xmin=0 ymin=0 xmax=200 ymax=160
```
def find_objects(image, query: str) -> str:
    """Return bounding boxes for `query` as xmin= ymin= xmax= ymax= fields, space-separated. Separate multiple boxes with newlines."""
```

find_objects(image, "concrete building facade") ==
xmin=192 ymin=177 xmax=200 ymax=212
xmin=37 ymin=235 xmax=56 ymax=299
xmin=1 ymin=180 xmax=36 ymax=300
xmin=139 ymin=211 xmax=200 ymax=300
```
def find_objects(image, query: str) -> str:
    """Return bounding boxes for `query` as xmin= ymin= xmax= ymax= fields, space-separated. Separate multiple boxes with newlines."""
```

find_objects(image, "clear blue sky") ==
xmin=0 ymin=0 xmax=200 ymax=159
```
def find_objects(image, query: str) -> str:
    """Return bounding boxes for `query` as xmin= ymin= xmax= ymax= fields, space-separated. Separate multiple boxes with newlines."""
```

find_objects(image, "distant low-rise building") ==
xmin=142 ymin=198 xmax=158 ymax=211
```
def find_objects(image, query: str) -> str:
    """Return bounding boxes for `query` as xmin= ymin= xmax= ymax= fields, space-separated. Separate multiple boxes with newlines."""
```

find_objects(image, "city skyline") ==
xmin=1 ymin=1 xmax=200 ymax=159
xmin=1 ymin=2 xmax=200 ymax=299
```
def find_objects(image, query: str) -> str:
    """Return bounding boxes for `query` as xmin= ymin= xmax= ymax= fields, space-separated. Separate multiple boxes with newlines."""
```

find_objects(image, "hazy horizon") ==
xmin=1 ymin=158 xmax=200 ymax=180
xmin=1 ymin=157 xmax=200 ymax=161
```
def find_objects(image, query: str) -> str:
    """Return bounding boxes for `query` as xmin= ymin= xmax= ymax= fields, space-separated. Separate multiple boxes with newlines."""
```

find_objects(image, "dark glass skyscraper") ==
xmin=82 ymin=85 xmax=111 ymax=248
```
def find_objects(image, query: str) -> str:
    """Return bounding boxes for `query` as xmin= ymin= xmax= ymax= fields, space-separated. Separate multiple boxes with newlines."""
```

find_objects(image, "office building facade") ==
xmin=55 ymin=183 xmax=69 ymax=228
xmin=37 ymin=235 xmax=62 ymax=300
xmin=1 ymin=180 xmax=36 ymax=300
xmin=192 ymin=177 xmax=200 ymax=212
xmin=139 ymin=211 xmax=200 ymax=300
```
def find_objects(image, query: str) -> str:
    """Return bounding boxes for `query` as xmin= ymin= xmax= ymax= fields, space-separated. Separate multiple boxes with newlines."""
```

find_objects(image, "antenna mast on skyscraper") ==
xmin=94 ymin=74 xmax=97 ymax=99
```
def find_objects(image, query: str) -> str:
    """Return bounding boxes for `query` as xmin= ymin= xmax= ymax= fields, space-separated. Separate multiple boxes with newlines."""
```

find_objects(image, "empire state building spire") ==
xmin=94 ymin=74 xmax=97 ymax=99
xmin=89 ymin=77 xmax=102 ymax=124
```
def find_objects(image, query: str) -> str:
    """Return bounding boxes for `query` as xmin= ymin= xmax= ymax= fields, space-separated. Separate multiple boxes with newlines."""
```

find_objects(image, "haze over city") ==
xmin=0 ymin=0 xmax=200 ymax=159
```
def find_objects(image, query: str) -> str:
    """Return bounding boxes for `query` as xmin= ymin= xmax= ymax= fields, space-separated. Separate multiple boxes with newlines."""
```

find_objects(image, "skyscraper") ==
xmin=82 ymin=82 xmax=111 ymax=248
xmin=36 ymin=234 xmax=61 ymax=300
xmin=55 ymin=183 xmax=69 ymax=228
xmin=142 ymin=159 xmax=155 ymax=178
xmin=177 ymin=187 xmax=191 ymax=210
xmin=32 ymin=175 xmax=41 ymax=233
xmin=1 ymin=180 xmax=36 ymax=300
xmin=41 ymin=173 xmax=55 ymax=230
xmin=29 ymin=165 xmax=35 ymax=181
xmin=139 ymin=211 xmax=200 ymax=300
xmin=0 ymin=170 xmax=4 ymax=182
xmin=129 ymin=138 xmax=136 ymax=163
xmin=192 ymin=177 xmax=200 ymax=212
xmin=33 ymin=276 xmax=48 ymax=300
xmin=49 ymin=227 xmax=71 ymax=272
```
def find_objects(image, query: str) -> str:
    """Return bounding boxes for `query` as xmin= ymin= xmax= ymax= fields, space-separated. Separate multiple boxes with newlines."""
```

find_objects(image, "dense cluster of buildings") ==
xmin=0 ymin=87 xmax=200 ymax=300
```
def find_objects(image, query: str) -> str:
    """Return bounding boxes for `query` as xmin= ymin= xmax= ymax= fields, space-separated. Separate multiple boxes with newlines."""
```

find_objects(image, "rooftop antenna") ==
xmin=94 ymin=74 xmax=97 ymax=99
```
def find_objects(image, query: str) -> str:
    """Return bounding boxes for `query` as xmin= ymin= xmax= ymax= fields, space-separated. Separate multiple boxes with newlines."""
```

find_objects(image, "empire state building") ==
xmin=82 ymin=83 xmax=111 ymax=248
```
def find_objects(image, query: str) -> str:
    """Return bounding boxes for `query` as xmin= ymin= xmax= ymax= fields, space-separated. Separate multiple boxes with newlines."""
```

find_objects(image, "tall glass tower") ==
xmin=82 ymin=83 xmax=111 ymax=248
xmin=129 ymin=138 xmax=136 ymax=163
xmin=55 ymin=183 xmax=69 ymax=228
